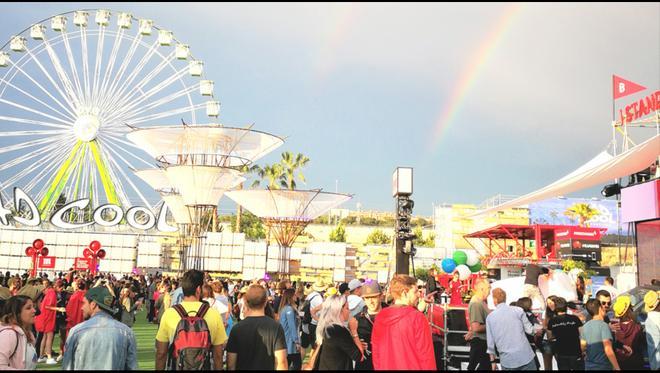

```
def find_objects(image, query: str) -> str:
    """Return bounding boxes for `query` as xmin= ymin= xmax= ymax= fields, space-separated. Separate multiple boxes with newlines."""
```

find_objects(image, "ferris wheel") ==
xmin=0 ymin=9 xmax=219 ymax=219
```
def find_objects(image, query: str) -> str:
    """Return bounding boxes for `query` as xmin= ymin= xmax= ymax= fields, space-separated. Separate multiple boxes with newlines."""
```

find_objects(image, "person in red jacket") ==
xmin=371 ymin=274 xmax=436 ymax=370
xmin=65 ymin=280 xmax=87 ymax=333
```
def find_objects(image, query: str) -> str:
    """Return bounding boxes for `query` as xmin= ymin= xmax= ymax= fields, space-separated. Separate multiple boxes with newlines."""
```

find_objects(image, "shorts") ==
xmin=539 ymin=340 xmax=553 ymax=355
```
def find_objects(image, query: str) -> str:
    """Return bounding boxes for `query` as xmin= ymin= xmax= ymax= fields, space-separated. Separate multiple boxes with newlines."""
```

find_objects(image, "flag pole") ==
xmin=612 ymin=75 xmax=622 ymax=264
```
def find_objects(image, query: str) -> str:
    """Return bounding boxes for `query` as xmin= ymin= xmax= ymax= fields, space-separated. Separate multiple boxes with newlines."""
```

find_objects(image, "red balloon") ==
xmin=40 ymin=247 xmax=48 ymax=257
xmin=96 ymin=249 xmax=106 ymax=259
xmin=25 ymin=247 xmax=35 ymax=256
xmin=33 ymin=239 xmax=44 ymax=250
xmin=83 ymin=248 xmax=93 ymax=259
xmin=90 ymin=240 xmax=101 ymax=252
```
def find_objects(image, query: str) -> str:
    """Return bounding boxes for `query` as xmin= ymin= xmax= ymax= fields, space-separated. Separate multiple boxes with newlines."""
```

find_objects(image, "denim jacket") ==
xmin=62 ymin=311 xmax=138 ymax=370
xmin=279 ymin=304 xmax=301 ymax=354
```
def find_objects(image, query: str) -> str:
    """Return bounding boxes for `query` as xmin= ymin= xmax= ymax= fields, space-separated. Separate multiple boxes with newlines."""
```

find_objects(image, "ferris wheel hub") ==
xmin=73 ymin=114 xmax=101 ymax=142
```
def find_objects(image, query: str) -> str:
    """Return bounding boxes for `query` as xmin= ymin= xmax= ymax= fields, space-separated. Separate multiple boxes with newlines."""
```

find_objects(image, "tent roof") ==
xmin=224 ymin=189 xmax=352 ymax=220
xmin=126 ymin=124 xmax=284 ymax=167
xmin=472 ymin=134 xmax=660 ymax=217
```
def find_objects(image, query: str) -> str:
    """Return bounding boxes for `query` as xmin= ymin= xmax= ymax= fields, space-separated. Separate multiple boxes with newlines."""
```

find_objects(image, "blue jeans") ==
xmin=502 ymin=359 xmax=537 ymax=370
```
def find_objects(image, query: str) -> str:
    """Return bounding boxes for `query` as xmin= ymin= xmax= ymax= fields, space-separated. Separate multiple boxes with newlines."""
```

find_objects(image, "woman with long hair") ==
xmin=202 ymin=284 xmax=229 ymax=327
xmin=541 ymin=295 xmax=559 ymax=370
xmin=0 ymin=295 xmax=38 ymax=369
xmin=313 ymin=295 xmax=363 ymax=370
xmin=119 ymin=286 xmax=142 ymax=328
xmin=278 ymin=288 xmax=302 ymax=370
xmin=154 ymin=282 xmax=171 ymax=325
xmin=34 ymin=280 xmax=62 ymax=365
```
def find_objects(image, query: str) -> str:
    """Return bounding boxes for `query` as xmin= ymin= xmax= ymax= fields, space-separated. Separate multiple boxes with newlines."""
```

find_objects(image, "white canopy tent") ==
xmin=472 ymin=134 xmax=660 ymax=217
xmin=224 ymin=189 xmax=353 ymax=221
xmin=126 ymin=124 xmax=284 ymax=167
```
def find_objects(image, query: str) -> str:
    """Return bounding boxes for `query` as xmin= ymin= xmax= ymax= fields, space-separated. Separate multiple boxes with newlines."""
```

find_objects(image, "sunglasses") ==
xmin=600 ymin=301 xmax=611 ymax=306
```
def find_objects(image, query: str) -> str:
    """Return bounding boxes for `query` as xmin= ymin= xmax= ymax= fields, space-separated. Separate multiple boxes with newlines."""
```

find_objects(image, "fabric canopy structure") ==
xmin=224 ymin=189 xmax=353 ymax=221
xmin=126 ymin=124 xmax=284 ymax=167
xmin=473 ymin=134 xmax=660 ymax=217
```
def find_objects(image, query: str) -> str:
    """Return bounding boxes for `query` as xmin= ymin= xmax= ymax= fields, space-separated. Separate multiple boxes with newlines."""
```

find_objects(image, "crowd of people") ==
xmin=0 ymin=266 xmax=657 ymax=371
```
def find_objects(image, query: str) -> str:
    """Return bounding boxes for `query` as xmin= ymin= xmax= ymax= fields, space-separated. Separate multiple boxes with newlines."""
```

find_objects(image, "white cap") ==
xmin=348 ymin=279 xmax=363 ymax=292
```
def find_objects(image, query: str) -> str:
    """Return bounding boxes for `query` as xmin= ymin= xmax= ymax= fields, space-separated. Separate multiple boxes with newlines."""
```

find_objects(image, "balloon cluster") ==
xmin=440 ymin=250 xmax=482 ymax=280
xmin=25 ymin=238 xmax=49 ymax=257
xmin=25 ymin=239 xmax=48 ymax=277
xmin=83 ymin=240 xmax=105 ymax=274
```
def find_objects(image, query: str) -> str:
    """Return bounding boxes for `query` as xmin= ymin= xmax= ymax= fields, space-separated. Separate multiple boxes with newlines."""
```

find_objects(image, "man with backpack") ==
xmin=226 ymin=284 xmax=288 ymax=370
xmin=155 ymin=270 xmax=227 ymax=370
xmin=301 ymin=280 xmax=327 ymax=350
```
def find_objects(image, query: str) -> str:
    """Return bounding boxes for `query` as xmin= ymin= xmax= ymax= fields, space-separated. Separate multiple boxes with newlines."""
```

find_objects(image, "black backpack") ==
xmin=302 ymin=293 xmax=320 ymax=324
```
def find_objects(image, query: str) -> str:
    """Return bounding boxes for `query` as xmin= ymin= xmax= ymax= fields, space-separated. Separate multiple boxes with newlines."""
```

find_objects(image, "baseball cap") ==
xmin=85 ymin=287 xmax=118 ymax=315
xmin=613 ymin=295 xmax=631 ymax=318
xmin=338 ymin=282 xmax=350 ymax=294
xmin=348 ymin=279 xmax=363 ymax=292
xmin=361 ymin=279 xmax=382 ymax=298
xmin=644 ymin=290 xmax=660 ymax=313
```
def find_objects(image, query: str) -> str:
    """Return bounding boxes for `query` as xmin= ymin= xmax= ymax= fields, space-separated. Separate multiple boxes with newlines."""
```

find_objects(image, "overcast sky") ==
xmin=0 ymin=3 xmax=658 ymax=216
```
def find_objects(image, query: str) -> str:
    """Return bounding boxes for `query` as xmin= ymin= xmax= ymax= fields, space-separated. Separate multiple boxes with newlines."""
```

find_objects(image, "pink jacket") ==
xmin=0 ymin=324 xmax=28 ymax=370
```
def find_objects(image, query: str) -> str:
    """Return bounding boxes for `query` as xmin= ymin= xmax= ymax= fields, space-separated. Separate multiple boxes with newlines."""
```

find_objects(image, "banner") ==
xmin=529 ymin=197 xmax=625 ymax=235
xmin=38 ymin=256 xmax=56 ymax=269
xmin=74 ymin=257 xmax=91 ymax=271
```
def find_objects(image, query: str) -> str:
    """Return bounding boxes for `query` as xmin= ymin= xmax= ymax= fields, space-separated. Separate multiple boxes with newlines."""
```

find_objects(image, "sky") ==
xmin=0 ymin=2 xmax=657 ymax=217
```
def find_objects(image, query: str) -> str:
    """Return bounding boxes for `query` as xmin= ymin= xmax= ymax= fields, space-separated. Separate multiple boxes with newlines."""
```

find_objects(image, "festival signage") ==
xmin=74 ymin=258 xmax=91 ymax=271
xmin=612 ymin=75 xmax=659 ymax=125
xmin=555 ymin=226 xmax=604 ymax=262
xmin=0 ymin=186 xmax=177 ymax=232
xmin=529 ymin=197 xmax=622 ymax=234
xmin=618 ymin=90 xmax=660 ymax=125
xmin=38 ymin=256 xmax=56 ymax=269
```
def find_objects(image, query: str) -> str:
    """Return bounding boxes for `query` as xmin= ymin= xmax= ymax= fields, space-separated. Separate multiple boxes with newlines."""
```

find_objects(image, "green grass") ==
xmin=37 ymin=309 xmax=158 ymax=370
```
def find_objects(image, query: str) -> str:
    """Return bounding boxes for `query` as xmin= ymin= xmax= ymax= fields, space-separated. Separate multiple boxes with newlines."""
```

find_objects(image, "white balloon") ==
xmin=465 ymin=250 xmax=480 ymax=266
xmin=456 ymin=265 xmax=471 ymax=281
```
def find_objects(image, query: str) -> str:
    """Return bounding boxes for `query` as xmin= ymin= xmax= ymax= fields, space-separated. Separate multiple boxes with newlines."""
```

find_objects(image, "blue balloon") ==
xmin=441 ymin=258 xmax=457 ymax=273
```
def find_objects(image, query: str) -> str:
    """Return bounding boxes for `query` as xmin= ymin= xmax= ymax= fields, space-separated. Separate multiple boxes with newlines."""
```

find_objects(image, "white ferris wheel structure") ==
xmin=0 ymin=9 xmax=220 ymax=220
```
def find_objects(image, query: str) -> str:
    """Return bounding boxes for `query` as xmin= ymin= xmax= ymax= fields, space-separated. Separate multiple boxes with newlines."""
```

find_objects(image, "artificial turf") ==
xmin=37 ymin=309 xmax=158 ymax=370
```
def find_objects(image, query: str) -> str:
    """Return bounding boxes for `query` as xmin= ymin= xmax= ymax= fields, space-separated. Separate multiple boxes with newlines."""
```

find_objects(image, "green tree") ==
xmin=365 ymin=229 xmax=392 ymax=245
xmin=279 ymin=152 xmax=310 ymax=190
xmin=234 ymin=164 xmax=261 ymax=233
xmin=329 ymin=224 xmax=347 ymax=242
xmin=564 ymin=203 xmax=600 ymax=227
xmin=413 ymin=226 xmax=436 ymax=247
xmin=230 ymin=211 xmax=266 ymax=240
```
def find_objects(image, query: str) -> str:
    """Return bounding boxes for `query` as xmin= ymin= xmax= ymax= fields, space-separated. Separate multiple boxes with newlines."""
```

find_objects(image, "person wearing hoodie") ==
xmin=65 ymin=280 xmax=87 ymax=334
xmin=612 ymin=296 xmax=645 ymax=370
xmin=371 ymin=274 xmax=436 ymax=370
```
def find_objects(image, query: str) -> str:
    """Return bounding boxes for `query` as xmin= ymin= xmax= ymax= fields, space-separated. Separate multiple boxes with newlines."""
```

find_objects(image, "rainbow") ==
xmin=428 ymin=4 xmax=524 ymax=152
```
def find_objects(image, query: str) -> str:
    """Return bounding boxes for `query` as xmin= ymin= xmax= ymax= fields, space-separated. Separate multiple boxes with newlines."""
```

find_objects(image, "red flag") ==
xmin=613 ymin=75 xmax=646 ymax=100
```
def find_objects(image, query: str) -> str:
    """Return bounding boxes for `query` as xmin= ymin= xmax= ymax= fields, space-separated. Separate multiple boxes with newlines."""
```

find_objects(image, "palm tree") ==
xmin=279 ymin=152 xmax=309 ymax=190
xmin=563 ymin=203 xmax=600 ymax=227
xmin=235 ymin=164 xmax=262 ymax=233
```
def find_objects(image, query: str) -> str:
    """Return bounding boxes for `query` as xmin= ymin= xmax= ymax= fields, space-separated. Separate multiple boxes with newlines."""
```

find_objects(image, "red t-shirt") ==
xmin=35 ymin=288 xmax=57 ymax=333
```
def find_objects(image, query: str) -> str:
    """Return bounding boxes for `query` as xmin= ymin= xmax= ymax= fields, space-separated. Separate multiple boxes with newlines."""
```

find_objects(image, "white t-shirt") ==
xmin=306 ymin=292 xmax=324 ymax=325
xmin=203 ymin=297 xmax=229 ymax=317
